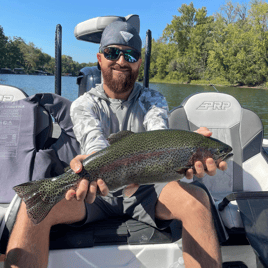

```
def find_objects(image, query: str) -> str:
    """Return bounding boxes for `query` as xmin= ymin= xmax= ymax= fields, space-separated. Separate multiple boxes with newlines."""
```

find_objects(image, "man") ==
xmin=5 ymin=20 xmax=227 ymax=268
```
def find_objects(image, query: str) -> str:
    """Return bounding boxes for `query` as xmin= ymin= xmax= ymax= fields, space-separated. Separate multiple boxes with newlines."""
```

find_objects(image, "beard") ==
xmin=101 ymin=63 xmax=139 ymax=95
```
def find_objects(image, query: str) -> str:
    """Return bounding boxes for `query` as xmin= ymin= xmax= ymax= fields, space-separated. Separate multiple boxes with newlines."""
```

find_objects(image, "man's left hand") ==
xmin=185 ymin=127 xmax=228 ymax=180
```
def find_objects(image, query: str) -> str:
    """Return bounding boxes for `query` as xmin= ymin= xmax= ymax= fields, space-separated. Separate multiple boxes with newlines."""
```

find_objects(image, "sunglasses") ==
xmin=101 ymin=47 xmax=141 ymax=63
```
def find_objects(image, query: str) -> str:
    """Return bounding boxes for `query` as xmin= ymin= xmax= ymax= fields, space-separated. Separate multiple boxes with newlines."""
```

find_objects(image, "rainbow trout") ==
xmin=13 ymin=129 xmax=232 ymax=224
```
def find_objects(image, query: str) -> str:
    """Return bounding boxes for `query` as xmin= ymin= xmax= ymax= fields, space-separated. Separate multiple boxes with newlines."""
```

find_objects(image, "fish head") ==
xmin=204 ymin=137 xmax=233 ymax=164
xmin=189 ymin=135 xmax=233 ymax=168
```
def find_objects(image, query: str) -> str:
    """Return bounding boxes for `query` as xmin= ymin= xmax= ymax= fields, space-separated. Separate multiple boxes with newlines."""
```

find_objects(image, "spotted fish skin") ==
xmin=13 ymin=129 xmax=232 ymax=224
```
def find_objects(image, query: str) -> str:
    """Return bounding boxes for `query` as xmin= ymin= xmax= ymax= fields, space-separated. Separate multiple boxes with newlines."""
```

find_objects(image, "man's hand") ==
xmin=67 ymin=154 xmax=109 ymax=203
xmin=185 ymin=127 xmax=228 ymax=180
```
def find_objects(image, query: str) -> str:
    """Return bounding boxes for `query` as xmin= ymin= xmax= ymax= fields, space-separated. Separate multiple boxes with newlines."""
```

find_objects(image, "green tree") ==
xmin=163 ymin=3 xmax=196 ymax=53
xmin=248 ymin=0 xmax=268 ymax=83
xmin=139 ymin=39 xmax=175 ymax=81
xmin=162 ymin=3 xmax=214 ymax=82
xmin=6 ymin=37 xmax=25 ymax=69
xmin=0 ymin=26 xmax=8 ymax=68
xmin=207 ymin=0 xmax=268 ymax=86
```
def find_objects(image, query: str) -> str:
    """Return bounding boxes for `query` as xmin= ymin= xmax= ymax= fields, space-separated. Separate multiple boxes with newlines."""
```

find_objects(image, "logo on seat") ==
xmin=197 ymin=101 xmax=231 ymax=110
xmin=0 ymin=95 xmax=14 ymax=101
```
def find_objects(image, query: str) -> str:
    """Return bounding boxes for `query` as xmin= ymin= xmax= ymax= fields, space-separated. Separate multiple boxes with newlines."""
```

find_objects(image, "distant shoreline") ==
xmin=2 ymin=73 xmax=267 ymax=90
xmin=149 ymin=78 xmax=268 ymax=90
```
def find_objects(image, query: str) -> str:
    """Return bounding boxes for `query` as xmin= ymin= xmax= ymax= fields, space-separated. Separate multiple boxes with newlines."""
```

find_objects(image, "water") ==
xmin=1 ymin=74 xmax=267 ymax=138
xmin=0 ymin=74 xmax=79 ymax=102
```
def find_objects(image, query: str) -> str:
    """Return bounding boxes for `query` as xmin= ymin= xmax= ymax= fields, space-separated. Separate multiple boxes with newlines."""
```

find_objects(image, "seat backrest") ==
xmin=0 ymin=87 xmax=80 ymax=203
xmin=77 ymin=66 xmax=101 ymax=96
xmin=169 ymin=92 xmax=268 ymax=197
xmin=0 ymin=84 xmax=28 ymax=101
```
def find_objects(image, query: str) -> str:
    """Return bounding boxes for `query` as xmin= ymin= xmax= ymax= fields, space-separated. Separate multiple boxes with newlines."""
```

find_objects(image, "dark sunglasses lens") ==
xmin=103 ymin=47 xmax=140 ymax=63
xmin=124 ymin=50 xmax=140 ymax=63
xmin=103 ymin=47 xmax=120 ymax=60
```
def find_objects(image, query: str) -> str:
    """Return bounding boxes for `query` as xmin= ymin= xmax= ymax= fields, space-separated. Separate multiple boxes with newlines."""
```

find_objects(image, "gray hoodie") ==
xmin=70 ymin=82 xmax=169 ymax=155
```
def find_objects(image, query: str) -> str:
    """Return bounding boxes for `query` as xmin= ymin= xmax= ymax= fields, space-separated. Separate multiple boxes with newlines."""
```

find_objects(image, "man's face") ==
xmin=97 ymin=45 xmax=142 ymax=96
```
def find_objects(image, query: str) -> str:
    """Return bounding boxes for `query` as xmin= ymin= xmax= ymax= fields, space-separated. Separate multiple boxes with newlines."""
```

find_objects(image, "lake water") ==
xmin=1 ymin=74 xmax=267 ymax=138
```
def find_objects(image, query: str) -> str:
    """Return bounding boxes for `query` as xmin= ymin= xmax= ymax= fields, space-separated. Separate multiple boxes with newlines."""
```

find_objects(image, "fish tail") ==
xmin=13 ymin=180 xmax=60 ymax=225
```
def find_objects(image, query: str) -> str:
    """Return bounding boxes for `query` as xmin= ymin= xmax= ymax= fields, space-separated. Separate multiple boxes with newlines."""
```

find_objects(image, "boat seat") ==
xmin=169 ymin=92 xmax=268 ymax=266
xmin=0 ymin=84 xmax=28 ymax=101
xmin=169 ymin=92 xmax=268 ymax=229
xmin=76 ymin=66 xmax=101 ymax=96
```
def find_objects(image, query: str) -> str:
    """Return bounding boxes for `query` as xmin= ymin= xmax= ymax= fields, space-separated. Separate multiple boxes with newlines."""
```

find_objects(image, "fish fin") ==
xmin=27 ymin=197 xmax=55 ymax=225
xmin=13 ymin=181 xmax=41 ymax=200
xmin=13 ymin=180 xmax=60 ymax=225
xmin=107 ymin=130 xmax=134 ymax=145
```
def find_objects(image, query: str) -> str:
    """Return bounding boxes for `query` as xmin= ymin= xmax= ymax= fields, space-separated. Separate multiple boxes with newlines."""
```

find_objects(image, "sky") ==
xmin=1 ymin=0 xmax=252 ymax=64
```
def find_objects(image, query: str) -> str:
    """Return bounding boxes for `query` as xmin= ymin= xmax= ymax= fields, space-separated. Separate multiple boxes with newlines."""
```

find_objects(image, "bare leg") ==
xmin=4 ymin=198 xmax=85 ymax=268
xmin=155 ymin=181 xmax=222 ymax=268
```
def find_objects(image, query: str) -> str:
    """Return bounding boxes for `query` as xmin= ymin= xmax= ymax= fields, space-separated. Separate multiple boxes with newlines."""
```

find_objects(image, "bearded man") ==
xmin=5 ymin=20 xmax=227 ymax=268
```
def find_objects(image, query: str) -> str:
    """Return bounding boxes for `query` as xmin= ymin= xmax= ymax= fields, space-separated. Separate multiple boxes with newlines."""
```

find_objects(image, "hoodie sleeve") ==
xmin=139 ymin=88 xmax=169 ymax=131
xmin=70 ymin=94 xmax=109 ymax=155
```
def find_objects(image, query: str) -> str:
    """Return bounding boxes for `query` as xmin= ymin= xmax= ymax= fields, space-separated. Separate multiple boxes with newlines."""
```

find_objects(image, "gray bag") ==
xmin=0 ymin=93 xmax=80 ymax=203
xmin=0 ymin=93 xmax=80 ymax=254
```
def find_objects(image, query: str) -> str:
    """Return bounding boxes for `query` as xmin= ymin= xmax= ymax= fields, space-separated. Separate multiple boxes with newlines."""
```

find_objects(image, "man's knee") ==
xmin=182 ymin=185 xmax=211 ymax=217
xmin=185 ymin=183 xmax=210 ymax=210
xmin=156 ymin=181 xmax=211 ymax=221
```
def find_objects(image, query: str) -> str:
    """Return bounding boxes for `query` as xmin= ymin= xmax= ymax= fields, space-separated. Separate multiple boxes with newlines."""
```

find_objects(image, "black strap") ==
xmin=218 ymin=191 xmax=268 ymax=211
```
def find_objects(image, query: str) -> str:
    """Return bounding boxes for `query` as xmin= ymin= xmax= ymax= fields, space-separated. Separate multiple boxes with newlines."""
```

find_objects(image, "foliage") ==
xmin=0 ymin=26 xmax=9 ymax=68
xmin=0 ymin=29 xmax=96 ymax=75
xmin=138 ymin=0 xmax=268 ymax=87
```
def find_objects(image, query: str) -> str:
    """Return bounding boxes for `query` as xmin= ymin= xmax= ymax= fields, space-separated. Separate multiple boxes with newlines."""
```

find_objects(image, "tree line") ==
xmin=0 ymin=27 xmax=97 ymax=76
xmin=138 ymin=0 xmax=268 ymax=87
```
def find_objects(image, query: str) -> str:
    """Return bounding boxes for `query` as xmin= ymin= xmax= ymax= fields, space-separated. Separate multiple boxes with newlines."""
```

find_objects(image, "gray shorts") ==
xmin=82 ymin=183 xmax=172 ymax=229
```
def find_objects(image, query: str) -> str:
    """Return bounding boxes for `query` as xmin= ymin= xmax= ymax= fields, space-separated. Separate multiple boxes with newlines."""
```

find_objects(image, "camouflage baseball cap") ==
xmin=100 ymin=20 xmax=142 ymax=53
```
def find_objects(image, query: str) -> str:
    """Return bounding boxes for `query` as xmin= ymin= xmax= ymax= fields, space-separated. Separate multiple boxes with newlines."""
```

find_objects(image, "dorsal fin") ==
xmin=107 ymin=130 xmax=134 ymax=145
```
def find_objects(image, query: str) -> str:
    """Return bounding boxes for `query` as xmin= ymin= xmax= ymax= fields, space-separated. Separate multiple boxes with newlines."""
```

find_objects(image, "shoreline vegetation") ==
xmin=137 ymin=0 xmax=268 ymax=90
xmin=149 ymin=77 xmax=268 ymax=90
xmin=0 ymin=30 xmax=97 ymax=76
xmin=1 ymin=1 xmax=268 ymax=88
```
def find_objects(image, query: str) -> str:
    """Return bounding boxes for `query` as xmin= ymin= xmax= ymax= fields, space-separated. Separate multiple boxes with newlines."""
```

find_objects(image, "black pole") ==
xmin=55 ymin=24 xmax=62 ymax=95
xmin=143 ymin=29 xmax=152 ymax=88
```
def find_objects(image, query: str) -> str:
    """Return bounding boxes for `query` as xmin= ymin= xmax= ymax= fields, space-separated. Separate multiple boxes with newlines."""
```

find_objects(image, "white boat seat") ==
xmin=0 ymin=84 xmax=28 ymax=101
xmin=169 ymin=92 xmax=268 ymax=230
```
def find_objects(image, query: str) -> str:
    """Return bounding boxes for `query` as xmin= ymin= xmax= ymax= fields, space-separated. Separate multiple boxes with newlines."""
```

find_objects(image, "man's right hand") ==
xmin=67 ymin=154 xmax=109 ymax=204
